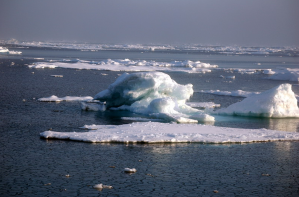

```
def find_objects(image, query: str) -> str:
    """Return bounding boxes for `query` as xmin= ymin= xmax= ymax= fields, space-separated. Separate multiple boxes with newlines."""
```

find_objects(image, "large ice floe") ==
xmin=216 ymin=84 xmax=299 ymax=118
xmin=86 ymin=72 xmax=215 ymax=123
xmin=265 ymin=68 xmax=299 ymax=82
xmin=29 ymin=59 xmax=217 ymax=73
xmin=40 ymin=122 xmax=299 ymax=143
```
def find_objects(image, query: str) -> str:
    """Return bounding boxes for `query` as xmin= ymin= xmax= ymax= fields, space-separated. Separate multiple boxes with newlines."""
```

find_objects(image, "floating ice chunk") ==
xmin=50 ymin=75 xmax=63 ymax=77
xmin=40 ymin=122 xmax=299 ymax=143
xmin=267 ymin=68 xmax=299 ymax=82
xmin=29 ymin=63 xmax=57 ymax=69
xmin=199 ymin=90 xmax=260 ymax=98
xmin=186 ymin=102 xmax=221 ymax=108
xmin=263 ymin=69 xmax=275 ymax=75
xmin=124 ymin=168 xmax=137 ymax=173
xmin=38 ymin=95 xmax=93 ymax=102
xmin=93 ymin=184 xmax=113 ymax=190
xmin=94 ymin=72 xmax=214 ymax=122
xmin=216 ymin=84 xmax=299 ymax=118
xmin=28 ymin=59 xmax=217 ymax=73
xmin=0 ymin=46 xmax=22 ymax=54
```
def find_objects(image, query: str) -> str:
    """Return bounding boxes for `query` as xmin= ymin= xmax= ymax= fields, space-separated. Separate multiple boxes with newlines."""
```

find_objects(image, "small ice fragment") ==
xmin=51 ymin=75 xmax=63 ymax=77
xmin=93 ymin=184 xmax=113 ymax=190
xmin=124 ymin=168 xmax=137 ymax=173
xmin=65 ymin=174 xmax=70 ymax=177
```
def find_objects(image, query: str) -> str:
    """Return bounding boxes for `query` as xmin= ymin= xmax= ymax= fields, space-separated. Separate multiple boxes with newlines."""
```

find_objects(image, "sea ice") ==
xmin=199 ymin=90 xmax=260 ymax=98
xmin=38 ymin=95 xmax=93 ymax=102
xmin=216 ymin=84 xmax=299 ymax=118
xmin=40 ymin=122 xmax=299 ymax=143
xmin=93 ymin=72 xmax=214 ymax=123
xmin=29 ymin=59 xmax=217 ymax=73
xmin=267 ymin=68 xmax=299 ymax=82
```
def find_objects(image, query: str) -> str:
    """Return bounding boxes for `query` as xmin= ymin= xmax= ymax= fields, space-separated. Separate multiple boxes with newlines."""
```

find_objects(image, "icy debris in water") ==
xmin=65 ymin=174 xmax=70 ymax=177
xmin=93 ymin=184 xmax=113 ymax=190
xmin=51 ymin=75 xmax=63 ymax=77
xmin=124 ymin=168 xmax=137 ymax=173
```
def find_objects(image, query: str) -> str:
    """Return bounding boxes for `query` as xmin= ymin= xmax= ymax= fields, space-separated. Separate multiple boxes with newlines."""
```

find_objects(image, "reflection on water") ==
xmin=267 ymin=118 xmax=299 ymax=132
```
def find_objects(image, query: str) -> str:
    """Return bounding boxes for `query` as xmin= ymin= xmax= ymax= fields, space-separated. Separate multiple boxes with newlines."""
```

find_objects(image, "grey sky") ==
xmin=0 ymin=0 xmax=298 ymax=46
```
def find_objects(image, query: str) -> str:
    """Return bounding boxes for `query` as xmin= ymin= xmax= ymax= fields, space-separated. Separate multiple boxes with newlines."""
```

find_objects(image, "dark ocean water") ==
xmin=1 ymin=48 xmax=299 ymax=196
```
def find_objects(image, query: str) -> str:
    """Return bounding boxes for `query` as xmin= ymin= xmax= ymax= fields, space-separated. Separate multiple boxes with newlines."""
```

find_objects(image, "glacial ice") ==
xmin=94 ymin=72 xmax=214 ymax=123
xmin=216 ymin=84 xmax=299 ymax=118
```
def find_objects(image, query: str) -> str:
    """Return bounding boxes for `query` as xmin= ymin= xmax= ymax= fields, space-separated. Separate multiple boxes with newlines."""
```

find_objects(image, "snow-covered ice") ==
xmin=40 ymin=122 xmax=299 ymax=143
xmin=93 ymin=72 xmax=214 ymax=123
xmin=0 ymin=46 xmax=22 ymax=54
xmin=199 ymin=90 xmax=260 ymax=98
xmin=267 ymin=68 xmax=299 ymax=82
xmin=186 ymin=102 xmax=221 ymax=108
xmin=216 ymin=84 xmax=299 ymax=118
xmin=38 ymin=95 xmax=93 ymax=102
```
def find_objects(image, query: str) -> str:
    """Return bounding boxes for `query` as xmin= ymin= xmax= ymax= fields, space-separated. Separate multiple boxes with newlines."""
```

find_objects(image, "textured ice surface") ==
xmin=199 ymin=90 xmax=260 ymax=98
xmin=267 ymin=68 xmax=299 ymax=82
xmin=217 ymin=84 xmax=299 ymax=118
xmin=29 ymin=59 xmax=217 ymax=73
xmin=94 ymin=72 xmax=214 ymax=123
xmin=38 ymin=95 xmax=93 ymax=102
xmin=40 ymin=122 xmax=299 ymax=143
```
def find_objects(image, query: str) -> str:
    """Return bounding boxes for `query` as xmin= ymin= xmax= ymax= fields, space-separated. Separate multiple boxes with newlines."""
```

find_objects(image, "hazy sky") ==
xmin=0 ymin=0 xmax=298 ymax=46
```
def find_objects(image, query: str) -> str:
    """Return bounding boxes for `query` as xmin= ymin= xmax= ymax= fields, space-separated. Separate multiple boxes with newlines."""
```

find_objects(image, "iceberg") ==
xmin=93 ymin=72 xmax=214 ymax=123
xmin=216 ymin=84 xmax=299 ymax=118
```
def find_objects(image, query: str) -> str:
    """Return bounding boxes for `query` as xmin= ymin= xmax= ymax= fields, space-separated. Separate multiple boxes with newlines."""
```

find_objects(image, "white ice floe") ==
xmin=38 ymin=95 xmax=93 ymax=102
xmin=186 ymin=102 xmax=221 ymax=108
xmin=199 ymin=90 xmax=260 ymax=98
xmin=29 ymin=59 xmax=217 ymax=73
xmin=267 ymin=68 xmax=299 ymax=82
xmin=93 ymin=184 xmax=113 ymax=190
xmin=121 ymin=117 xmax=164 ymax=122
xmin=124 ymin=168 xmax=137 ymax=173
xmin=40 ymin=122 xmax=299 ymax=143
xmin=93 ymin=72 xmax=214 ymax=123
xmin=0 ymin=46 xmax=22 ymax=54
xmin=216 ymin=84 xmax=299 ymax=118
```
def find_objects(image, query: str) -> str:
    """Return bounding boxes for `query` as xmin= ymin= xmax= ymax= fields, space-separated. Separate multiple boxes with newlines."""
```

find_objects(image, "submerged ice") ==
xmin=93 ymin=72 xmax=214 ymax=123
